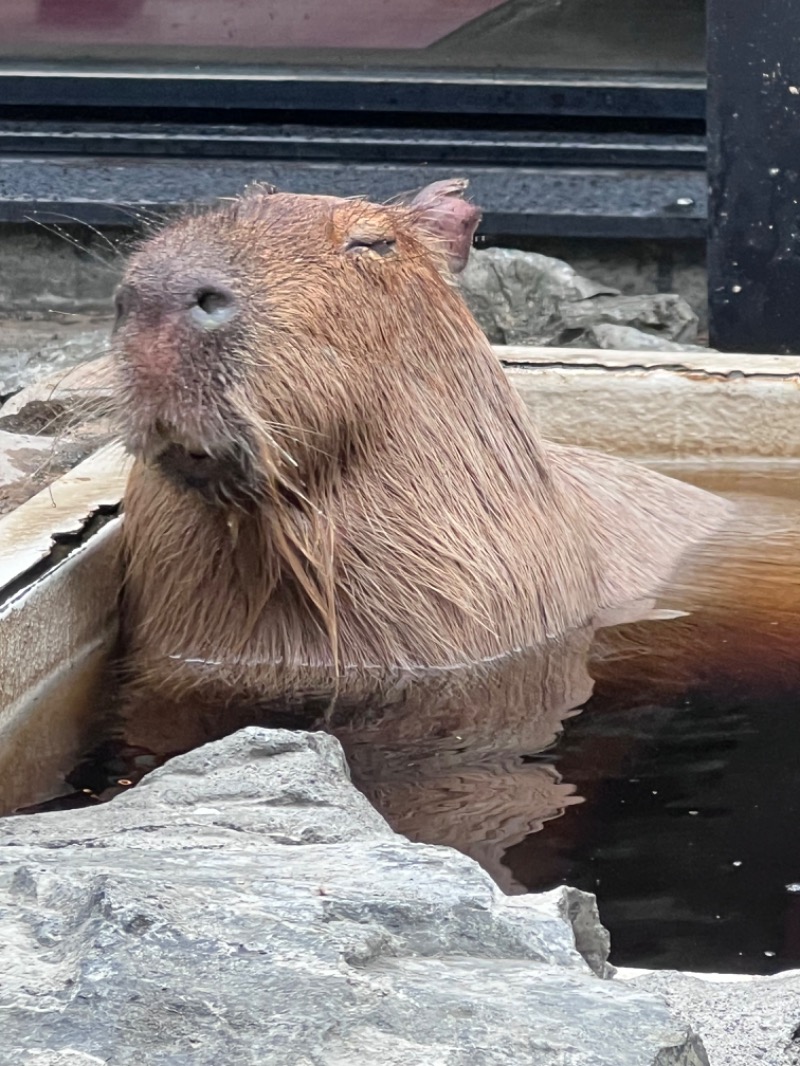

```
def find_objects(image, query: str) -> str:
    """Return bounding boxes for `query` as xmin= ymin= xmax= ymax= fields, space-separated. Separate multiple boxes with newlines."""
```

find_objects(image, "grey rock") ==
xmin=575 ymin=323 xmax=710 ymax=353
xmin=0 ymin=417 xmax=108 ymax=517
xmin=530 ymin=239 xmax=708 ymax=334
xmin=459 ymin=247 xmax=705 ymax=351
xmin=0 ymin=727 xmax=707 ymax=1066
xmin=0 ymin=352 xmax=114 ymax=423
xmin=460 ymin=246 xmax=616 ymax=346
xmin=0 ymin=332 xmax=115 ymax=512
xmin=560 ymin=293 xmax=699 ymax=344
xmin=0 ymin=352 xmax=117 ymax=489
xmin=15 ymin=1054 xmax=107 ymax=1066
xmin=621 ymin=969 xmax=800 ymax=1066
xmin=0 ymin=426 xmax=90 ymax=516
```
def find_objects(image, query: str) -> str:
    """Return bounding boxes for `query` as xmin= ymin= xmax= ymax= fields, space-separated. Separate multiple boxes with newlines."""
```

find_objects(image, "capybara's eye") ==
xmin=344 ymin=236 xmax=396 ymax=257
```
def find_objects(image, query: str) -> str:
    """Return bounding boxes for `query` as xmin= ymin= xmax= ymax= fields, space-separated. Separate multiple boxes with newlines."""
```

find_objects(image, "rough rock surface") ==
xmin=0 ymin=427 xmax=52 ymax=481
xmin=531 ymin=239 xmax=708 ymax=333
xmin=0 ymin=419 xmax=110 ymax=517
xmin=0 ymin=728 xmax=707 ymax=1066
xmin=559 ymin=294 xmax=699 ymax=344
xmin=574 ymin=322 xmax=709 ymax=353
xmin=459 ymin=247 xmax=704 ymax=351
xmin=0 ymin=351 xmax=113 ymax=425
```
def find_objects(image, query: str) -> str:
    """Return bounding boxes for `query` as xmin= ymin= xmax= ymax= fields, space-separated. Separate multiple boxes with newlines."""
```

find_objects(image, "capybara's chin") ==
xmin=113 ymin=178 xmax=730 ymax=713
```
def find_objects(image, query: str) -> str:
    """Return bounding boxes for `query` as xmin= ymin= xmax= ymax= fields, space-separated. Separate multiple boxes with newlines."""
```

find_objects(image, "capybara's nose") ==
xmin=113 ymin=280 xmax=238 ymax=333
xmin=188 ymin=285 xmax=237 ymax=330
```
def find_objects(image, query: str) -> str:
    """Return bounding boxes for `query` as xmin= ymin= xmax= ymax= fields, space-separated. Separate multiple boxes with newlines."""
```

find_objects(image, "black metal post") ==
xmin=708 ymin=0 xmax=800 ymax=353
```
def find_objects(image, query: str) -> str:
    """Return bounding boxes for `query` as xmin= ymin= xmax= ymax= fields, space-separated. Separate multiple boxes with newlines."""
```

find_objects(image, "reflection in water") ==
xmin=328 ymin=608 xmax=657 ymax=894
xmin=335 ymin=476 xmax=800 ymax=916
xmin=330 ymin=631 xmax=596 ymax=895
xmin=9 ymin=464 xmax=800 ymax=975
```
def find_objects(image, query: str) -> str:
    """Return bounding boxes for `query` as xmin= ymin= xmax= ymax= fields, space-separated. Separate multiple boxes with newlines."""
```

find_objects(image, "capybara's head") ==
xmin=112 ymin=179 xmax=482 ymax=507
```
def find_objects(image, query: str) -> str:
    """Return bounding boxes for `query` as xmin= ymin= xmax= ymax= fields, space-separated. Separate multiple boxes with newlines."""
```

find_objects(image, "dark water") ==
xmin=12 ymin=462 xmax=800 ymax=977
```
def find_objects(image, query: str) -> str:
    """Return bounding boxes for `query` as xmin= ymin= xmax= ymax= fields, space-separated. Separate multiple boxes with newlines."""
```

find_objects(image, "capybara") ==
xmin=111 ymin=179 xmax=730 ymax=716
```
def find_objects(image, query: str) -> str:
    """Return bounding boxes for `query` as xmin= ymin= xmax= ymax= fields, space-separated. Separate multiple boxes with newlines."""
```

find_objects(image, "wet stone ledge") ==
xmin=0 ymin=727 xmax=708 ymax=1066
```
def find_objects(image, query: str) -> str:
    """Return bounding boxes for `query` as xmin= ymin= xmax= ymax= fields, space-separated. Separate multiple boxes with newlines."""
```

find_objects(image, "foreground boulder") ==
xmin=0 ymin=728 xmax=706 ymax=1065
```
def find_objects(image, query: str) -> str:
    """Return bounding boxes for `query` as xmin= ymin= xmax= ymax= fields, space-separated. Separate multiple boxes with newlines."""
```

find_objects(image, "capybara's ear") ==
xmin=405 ymin=178 xmax=482 ymax=274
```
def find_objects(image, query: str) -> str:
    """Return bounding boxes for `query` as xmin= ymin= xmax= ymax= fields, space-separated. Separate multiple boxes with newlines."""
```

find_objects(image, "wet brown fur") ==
xmin=114 ymin=183 xmax=730 ymax=711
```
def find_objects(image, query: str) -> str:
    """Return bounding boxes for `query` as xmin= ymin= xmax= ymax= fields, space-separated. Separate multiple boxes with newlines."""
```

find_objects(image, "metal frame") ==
xmin=0 ymin=67 xmax=704 ymax=119
xmin=0 ymin=157 xmax=706 ymax=239
xmin=0 ymin=64 xmax=706 ymax=240
xmin=0 ymin=122 xmax=705 ymax=170
xmin=707 ymin=0 xmax=800 ymax=354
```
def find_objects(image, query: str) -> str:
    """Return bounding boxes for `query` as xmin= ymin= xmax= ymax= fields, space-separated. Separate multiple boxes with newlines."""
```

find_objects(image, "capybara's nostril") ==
xmin=190 ymin=286 xmax=237 ymax=329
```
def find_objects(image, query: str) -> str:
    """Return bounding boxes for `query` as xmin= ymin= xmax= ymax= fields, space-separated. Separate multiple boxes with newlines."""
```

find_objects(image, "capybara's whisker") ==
xmin=25 ymin=218 xmax=122 ymax=275
xmin=35 ymin=211 xmax=125 ymax=257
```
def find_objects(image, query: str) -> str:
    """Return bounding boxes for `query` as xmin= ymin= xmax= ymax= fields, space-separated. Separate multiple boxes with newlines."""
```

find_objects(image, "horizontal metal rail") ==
xmin=0 ymin=66 xmax=706 ymax=120
xmin=0 ymin=157 xmax=706 ymax=239
xmin=0 ymin=122 xmax=706 ymax=171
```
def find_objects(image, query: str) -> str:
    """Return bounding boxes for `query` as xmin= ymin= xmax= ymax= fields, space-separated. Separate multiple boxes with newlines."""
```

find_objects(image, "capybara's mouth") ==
xmin=155 ymin=442 xmax=251 ymax=501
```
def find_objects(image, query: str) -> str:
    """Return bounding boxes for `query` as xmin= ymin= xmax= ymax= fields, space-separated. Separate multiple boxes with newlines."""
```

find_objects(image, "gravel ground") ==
xmin=618 ymin=968 xmax=800 ymax=1066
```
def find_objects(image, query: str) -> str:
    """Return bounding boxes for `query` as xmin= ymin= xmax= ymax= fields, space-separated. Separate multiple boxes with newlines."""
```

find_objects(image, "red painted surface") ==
xmin=6 ymin=0 xmax=508 ymax=51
